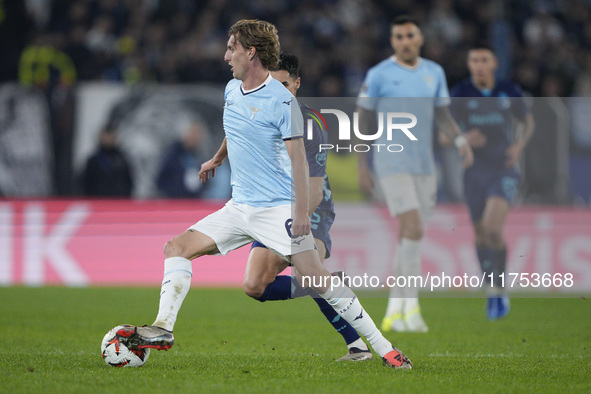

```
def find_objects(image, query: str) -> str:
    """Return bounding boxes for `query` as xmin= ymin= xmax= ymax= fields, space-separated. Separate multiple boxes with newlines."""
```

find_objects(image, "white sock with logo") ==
xmin=399 ymin=238 xmax=422 ymax=314
xmin=385 ymin=242 xmax=404 ymax=318
xmin=152 ymin=257 xmax=192 ymax=331
xmin=321 ymin=286 xmax=392 ymax=357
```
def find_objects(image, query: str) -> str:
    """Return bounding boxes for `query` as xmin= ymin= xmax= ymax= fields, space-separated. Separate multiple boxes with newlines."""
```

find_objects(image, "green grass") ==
xmin=0 ymin=287 xmax=589 ymax=393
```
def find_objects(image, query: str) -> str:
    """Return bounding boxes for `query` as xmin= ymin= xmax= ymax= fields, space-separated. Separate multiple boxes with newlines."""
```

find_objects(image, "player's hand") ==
xmin=505 ymin=142 xmax=523 ymax=168
xmin=358 ymin=165 xmax=375 ymax=195
xmin=458 ymin=143 xmax=474 ymax=169
xmin=199 ymin=159 xmax=219 ymax=183
xmin=291 ymin=211 xmax=311 ymax=237
xmin=464 ymin=128 xmax=487 ymax=148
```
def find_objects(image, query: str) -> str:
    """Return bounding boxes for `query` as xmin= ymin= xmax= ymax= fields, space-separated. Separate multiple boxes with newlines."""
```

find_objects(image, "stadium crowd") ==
xmin=2 ymin=0 xmax=590 ymax=96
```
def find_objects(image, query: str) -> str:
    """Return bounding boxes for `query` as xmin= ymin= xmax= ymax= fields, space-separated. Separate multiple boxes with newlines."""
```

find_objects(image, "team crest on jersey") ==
xmin=423 ymin=76 xmax=434 ymax=87
xmin=316 ymin=151 xmax=327 ymax=166
xmin=249 ymin=105 xmax=263 ymax=120
xmin=498 ymin=93 xmax=511 ymax=109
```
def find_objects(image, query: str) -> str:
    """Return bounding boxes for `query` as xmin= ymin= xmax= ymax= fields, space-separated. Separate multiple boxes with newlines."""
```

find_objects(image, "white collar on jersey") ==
xmin=241 ymin=73 xmax=273 ymax=94
xmin=391 ymin=55 xmax=422 ymax=70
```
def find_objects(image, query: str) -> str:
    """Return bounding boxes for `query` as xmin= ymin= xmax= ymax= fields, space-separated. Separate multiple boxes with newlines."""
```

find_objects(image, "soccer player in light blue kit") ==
xmin=357 ymin=15 xmax=473 ymax=333
xmin=241 ymin=53 xmax=372 ymax=361
xmin=117 ymin=20 xmax=411 ymax=369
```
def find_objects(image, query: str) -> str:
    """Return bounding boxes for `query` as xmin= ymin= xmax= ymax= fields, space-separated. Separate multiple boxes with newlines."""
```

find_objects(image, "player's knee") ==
xmin=163 ymin=239 xmax=187 ymax=259
xmin=243 ymin=280 xmax=266 ymax=301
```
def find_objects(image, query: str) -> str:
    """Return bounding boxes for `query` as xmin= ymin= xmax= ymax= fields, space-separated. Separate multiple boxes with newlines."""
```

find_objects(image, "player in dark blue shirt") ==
xmin=450 ymin=44 xmax=534 ymax=320
xmin=242 ymin=54 xmax=372 ymax=361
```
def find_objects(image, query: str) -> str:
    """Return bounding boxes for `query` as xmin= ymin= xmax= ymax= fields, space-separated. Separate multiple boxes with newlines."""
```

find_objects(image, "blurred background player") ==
xmin=449 ymin=43 xmax=534 ymax=319
xmin=82 ymin=125 xmax=133 ymax=197
xmin=356 ymin=15 xmax=473 ymax=333
xmin=242 ymin=53 xmax=372 ymax=361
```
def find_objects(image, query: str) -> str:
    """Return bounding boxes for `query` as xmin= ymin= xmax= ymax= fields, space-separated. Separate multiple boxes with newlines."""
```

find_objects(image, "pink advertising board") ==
xmin=1 ymin=200 xmax=590 ymax=292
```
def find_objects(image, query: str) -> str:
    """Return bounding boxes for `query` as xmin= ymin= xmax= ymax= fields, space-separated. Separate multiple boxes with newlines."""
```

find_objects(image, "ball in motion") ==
xmin=101 ymin=325 xmax=150 ymax=367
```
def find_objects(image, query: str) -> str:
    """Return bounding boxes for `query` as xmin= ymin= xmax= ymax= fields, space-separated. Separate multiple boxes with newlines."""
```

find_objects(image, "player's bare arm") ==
xmin=199 ymin=137 xmax=228 ymax=182
xmin=285 ymin=138 xmax=311 ymax=237
xmin=435 ymin=106 xmax=474 ymax=168
xmin=505 ymin=113 xmax=535 ymax=167
xmin=355 ymin=107 xmax=377 ymax=194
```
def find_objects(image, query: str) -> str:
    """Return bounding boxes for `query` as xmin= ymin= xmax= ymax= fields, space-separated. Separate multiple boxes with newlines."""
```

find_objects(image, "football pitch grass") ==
xmin=1 ymin=287 xmax=589 ymax=393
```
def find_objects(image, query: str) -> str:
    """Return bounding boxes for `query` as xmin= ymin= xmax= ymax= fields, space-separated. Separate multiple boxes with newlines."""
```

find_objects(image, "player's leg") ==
xmin=306 ymin=239 xmax=371 ymax=361
xmin=116 ymin=229 xmax=219 ymax=350
xmin=243 ymin=243 xmax=292 ymax=300
xmin=379 ymin=174 xmax=426 ymax=332
xmin=153 ymin=229 xmax=220 ymax=330
xmin=480 ymin=195 xmax=511 ymax=319
xmin=291 ymin=249 xmax=411 ymax=368
xmin=245 ymin=239 xmax=370 ymax=360
xmin=256 ymin=205 xmax=410 ymax=368
xmin=399 ymin=174 xmax=436 ymax=332
xmin=118 ymin=201 xmax=252 ymax=350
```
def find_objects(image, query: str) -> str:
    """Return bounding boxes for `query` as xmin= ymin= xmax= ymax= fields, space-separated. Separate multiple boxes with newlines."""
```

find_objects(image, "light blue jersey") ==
xmin=357 ymin=56 xmax=450 ymax=176
xmin=223 ymin=75 xmax=304 ymax=207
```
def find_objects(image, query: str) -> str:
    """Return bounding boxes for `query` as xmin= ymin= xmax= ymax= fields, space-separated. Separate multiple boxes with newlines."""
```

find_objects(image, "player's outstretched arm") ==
xmin=355 ymin=107 xmax=376 ymax=195
xmin=199 ymin=138 xmax=228 ymax=183
xmin=285 ymin=138 xmax=311 ymax=237
xmin=505 ymin=113 xmax=535 ymax=168
xmin=435 ymin=106 xmax=474 ymax=168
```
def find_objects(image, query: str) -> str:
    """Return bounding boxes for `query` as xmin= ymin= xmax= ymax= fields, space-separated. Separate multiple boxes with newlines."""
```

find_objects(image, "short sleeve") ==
xmin=434 ymin=65 xmax=451 ymax=107
xmin=356 ymin=68 xmax=380 ymax=110
xmin=303 ymin=116 xmax=327 ymax=177
xmin=278 ymin=96 xmax=304 ymax=140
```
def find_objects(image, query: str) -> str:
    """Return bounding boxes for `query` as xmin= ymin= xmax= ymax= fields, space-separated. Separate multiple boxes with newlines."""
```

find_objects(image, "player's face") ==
xmin=390 ymin=23 xmax=424 ymax=66
xmin=467 ymin=49 xmax=497 ymax=86
xmin=224 ymin=35 xmax=252 ymax=80
xmin=270 ymin=69 xmax=300 ymax=96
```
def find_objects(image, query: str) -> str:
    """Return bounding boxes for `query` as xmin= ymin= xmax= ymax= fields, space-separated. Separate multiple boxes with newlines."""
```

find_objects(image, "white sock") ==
xmin=385 ymin=242 xmax=404 ymax=318
xmin=321 ymin=286 xmax=392 ymax=357
xmin=347 ymin=337 xmax=369 ymax=351
xmin=399 ymin=238 xmax=422 ymax=315
xmin=152 ymin=257 xmax=192 ymax=331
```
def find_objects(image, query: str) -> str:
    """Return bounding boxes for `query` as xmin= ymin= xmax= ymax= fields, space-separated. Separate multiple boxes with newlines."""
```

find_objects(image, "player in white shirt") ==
xmin=357 ymin=15 xmax=473 ymax=333
xmin=117 ymin=19 xmax=411 ymax=369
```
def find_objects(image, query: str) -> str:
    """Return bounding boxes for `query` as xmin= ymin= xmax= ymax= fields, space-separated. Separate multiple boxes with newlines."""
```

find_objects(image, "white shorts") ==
xmin=190 ymin=200 xmax=316 ymax=260
xmin=379 ymin=173 xmax=436 ymax=221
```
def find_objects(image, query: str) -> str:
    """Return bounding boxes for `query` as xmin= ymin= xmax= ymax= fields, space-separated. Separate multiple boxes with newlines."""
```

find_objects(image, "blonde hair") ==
xmin=228 ymin=19 xmax=280 ymax=70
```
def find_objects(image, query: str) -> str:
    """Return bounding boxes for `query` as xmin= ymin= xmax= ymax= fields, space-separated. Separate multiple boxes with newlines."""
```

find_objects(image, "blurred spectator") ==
xmin=156 ymin=121 xmax=210 ymax=198
xmin=19 ymin=30 xmax=77 ymax=195
xmin=82 ymin=126 xmax=134 ymax=197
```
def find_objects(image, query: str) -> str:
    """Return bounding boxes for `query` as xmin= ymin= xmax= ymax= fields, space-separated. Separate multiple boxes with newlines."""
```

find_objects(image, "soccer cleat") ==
xmin=382 ymin=347 xmax=412 ymax=369
xmin=404 ymin=307 xmax=429 ymax=333
xmin=497 ymin=296 xmax=511 ymax=319
xmin=381 ymin=313 xmax=406 ymax=332
xmin=486 ymin=297 xmax=498 ymax=320
xmin=337 ymin=347 xmax=374 ymax=361
xmin=487 ymin=296 xmax=510 ymax=320
xmin=116 ymin=325 xmax=174 ymax=351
